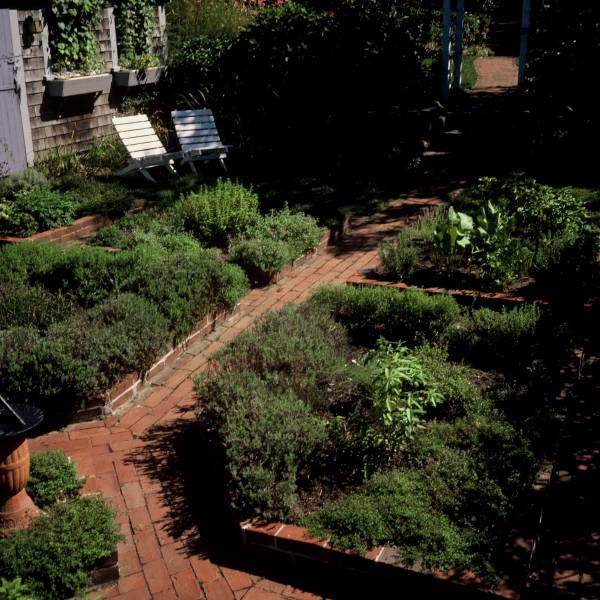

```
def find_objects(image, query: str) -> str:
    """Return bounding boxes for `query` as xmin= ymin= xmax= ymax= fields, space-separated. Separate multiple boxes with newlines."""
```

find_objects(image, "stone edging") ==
xmin=0 ymin=215 xmax=112 ymax=246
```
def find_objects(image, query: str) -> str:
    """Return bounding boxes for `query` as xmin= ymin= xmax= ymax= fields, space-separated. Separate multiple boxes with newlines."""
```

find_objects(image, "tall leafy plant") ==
xmin=50 ymin=0 xmax=105 ymax=74
xmin=115 ymin=0 xmax=160 ymax=69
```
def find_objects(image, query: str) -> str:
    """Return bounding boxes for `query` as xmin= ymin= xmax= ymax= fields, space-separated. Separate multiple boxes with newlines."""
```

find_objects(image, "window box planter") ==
xmin=44 ymin=74 xmax=112 ymax=97
xmin=112 ymin=66 xmax=165 ymax=87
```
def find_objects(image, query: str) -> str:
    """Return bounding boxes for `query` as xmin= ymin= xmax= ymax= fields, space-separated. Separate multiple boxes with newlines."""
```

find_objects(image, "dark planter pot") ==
xmin=44 ymin=74 xmax=112 ymax=97
xmin=112 ymin=66 xmax=164 ymax=87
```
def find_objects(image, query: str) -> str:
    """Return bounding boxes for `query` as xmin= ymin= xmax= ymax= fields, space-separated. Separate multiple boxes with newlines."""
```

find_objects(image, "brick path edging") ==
xmin=0 ymin=214 xmax=112 ymax=246
xmin=238 ymin=460 xmax=559 ymax=600
xmin=346 ymin=271 xmax=551 ymax=307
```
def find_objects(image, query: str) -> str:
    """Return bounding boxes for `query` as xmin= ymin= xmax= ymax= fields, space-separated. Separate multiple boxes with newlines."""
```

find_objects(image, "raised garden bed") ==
xmin=76 ymin=303 xmax=240 ymax=422
xmin=44 ymin=74 xmax=112 ymax=97
xmin=0 ymin=241 xmax=248 ymax=424
xmin=371 ymin=175 xmax=599 ymax=305
xmin=91 ymin=180 xmax=327 ymax=288
xmin=0 ymin=450 xmax=121 ymax=599
xmin=112 ymin=66 xmax=165 ymax=87
xmin=193 ymin=284 xmax=576 ymax=595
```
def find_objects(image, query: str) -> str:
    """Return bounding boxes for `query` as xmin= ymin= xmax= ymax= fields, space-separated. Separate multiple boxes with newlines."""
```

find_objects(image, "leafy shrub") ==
xmin=0 ymin=169 xmax=48 ymax=197
xmin=365 ymin=340 xmax=442 ymax=451
xmin=172 ymin=180 xmax=259 ymax=247
xmin=310 ymin=284 xmax=461 ymax=347
xmin=245 ymin=206 xmax=323 ymax=256
xmin=0 ymin=242 xmax=247 ymax=413
xmin=411 ymin=344 xmax=482 ymax=419
xmin=65 ymin=293 xmax=169 ymax=388
xmin=124 ymin=247 xmax=248 ymax=338
xmin=0 ymin=285 xmax=75 ymax=331
xmin=0 ymin=577 xmax=33 ymax=600
xmin=454 ymin=174 xmax=586 ymax=240
xmin=229 ymin=206 xmax=322 ymax=274
xmin=196 ymin=370 xmax=328 ymax=519
xmin=229 ymin=237 xmax=291 ymax=273
xmin=409 ymin=412 xmax=537 ymax=537
xmin=1 ymin=188 xmax=78 ymax=237
xmin=0 ymin=326 xmax=98 ymax=412
xmin=37 ymin=138 xmax=128 ymax=179
xmin=0 ymin=496 xmax=121 ymax=600
xmin=55 ymin=176 xmax=132 ymax=217
xmin=27 ymin=451 xmax=82 ymax=508
xmin=90 ymin=212 xmax=198 ymax=252
xmin=378 ymin=230 xmax=418 ymax=279
xmin=532 ymin=226 xmax=600 ymax=297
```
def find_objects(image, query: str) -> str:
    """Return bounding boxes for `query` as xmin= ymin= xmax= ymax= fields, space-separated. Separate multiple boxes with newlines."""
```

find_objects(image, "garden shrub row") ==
xmin=194 ymin=284 xmax=571 ymax=580
xmin=0 ymin=168 xmax=132 ymax=237
xmin=92 ymin=180 xmax=323 ymax=279
xmin=0 ymin=241 xmax=248 ymax=416
xmin=0 ymin=451 xmax=120 ymax=600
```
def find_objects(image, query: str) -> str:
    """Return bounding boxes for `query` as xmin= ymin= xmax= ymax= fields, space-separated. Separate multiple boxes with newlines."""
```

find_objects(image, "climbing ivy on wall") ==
xmin=114 ymin=0 xmax=161 ymax=69
xmin=50 ymin=0 xmax=105 ymax=74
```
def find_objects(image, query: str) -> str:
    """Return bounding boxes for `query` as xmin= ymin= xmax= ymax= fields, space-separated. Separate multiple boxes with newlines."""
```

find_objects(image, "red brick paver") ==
xmin=29 ymin=188 xmax=453 ymax=599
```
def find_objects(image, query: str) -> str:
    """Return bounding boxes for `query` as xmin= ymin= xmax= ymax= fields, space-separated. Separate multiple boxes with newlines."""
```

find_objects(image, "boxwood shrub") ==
xmin=27 ymin=450 xmax=83 ymax=508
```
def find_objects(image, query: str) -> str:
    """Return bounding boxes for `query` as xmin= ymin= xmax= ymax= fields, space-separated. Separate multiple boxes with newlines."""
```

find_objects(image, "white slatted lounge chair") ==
xmin=112 ymin=114 xmax=182 ymax=184
xmin=171 ymin=109 xmax=231 ymax=174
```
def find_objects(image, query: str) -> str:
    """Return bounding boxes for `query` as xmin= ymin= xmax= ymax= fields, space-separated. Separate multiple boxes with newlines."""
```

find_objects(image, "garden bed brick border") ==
xmin=346 ymin=269 xmax=551 ymax=307
xmin=0 ymin=215 xmax=112 ymax=246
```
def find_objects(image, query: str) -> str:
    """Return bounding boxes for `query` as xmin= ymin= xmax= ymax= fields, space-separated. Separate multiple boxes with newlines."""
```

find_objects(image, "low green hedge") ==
xmin=0 ymin=451 xmax=120 ymax=600
xmin=0 ymin=170 xmax=132 ymax=237
xmin=0 ymin=242 xmax=248 ymax=415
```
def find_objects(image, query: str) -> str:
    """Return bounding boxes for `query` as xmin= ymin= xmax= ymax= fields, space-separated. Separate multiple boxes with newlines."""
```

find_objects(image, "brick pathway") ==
xmin=28 ymin=188 xmax=451 ymax=600
xmin=473 ymin=56 xmax=518 ymax=91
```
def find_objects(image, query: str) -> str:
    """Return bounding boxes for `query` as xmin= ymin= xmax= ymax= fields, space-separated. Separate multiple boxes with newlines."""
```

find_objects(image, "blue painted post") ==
xmin=518 ymin=0 xmax=531 ymax=87
xmin=441 ymin=0 xmax=452 ymax=100
xmin=453 ymin=0 xmax=465 ymax=89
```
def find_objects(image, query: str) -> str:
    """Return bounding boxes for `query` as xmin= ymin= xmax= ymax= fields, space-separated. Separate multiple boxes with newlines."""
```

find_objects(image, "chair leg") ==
xmin=219 ymin=158 xmax=228 ymax=173
xmin=140 ymin=167 xmax=158 ymax=184
xmin=117 ymin=162 xmax=136 ymax=176
xmin=188 ymin=159 xmax=199 ymax=176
